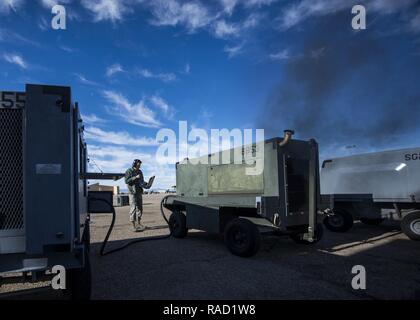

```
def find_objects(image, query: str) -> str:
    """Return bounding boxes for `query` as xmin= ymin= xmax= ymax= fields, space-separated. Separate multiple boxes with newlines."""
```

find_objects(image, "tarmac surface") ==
xmin=1 ymin=194 xmax=420 ymax=300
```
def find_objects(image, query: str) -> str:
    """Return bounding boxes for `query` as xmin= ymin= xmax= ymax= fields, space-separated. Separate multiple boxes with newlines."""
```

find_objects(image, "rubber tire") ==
xmin=169 ymin=211 xmax=188 ymax=238
xmin=224 ymin=218 xmax=261 ymax=257
xmin=64 ymin=249 xmax=92 ymax=300
xmin=401 ymin=211 xmax=420 ymax=241
xmin=290 ymin=223 xmax=324 ymax=244
xmin=323 ymin=209 xmax=354 ymax=232
xmin=360 ymin=218 xmax=385 ymax=226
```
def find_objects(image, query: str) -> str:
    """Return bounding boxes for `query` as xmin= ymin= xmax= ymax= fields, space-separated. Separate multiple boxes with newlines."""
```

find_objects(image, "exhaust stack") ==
xmin=279 ymin=129 xmax=294 ymax=147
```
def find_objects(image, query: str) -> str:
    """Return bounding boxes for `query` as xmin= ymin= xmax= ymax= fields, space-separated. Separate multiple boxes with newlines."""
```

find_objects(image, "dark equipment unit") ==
xmin=163 ymin=131 xmax=324 ymax=257
xmin=0 ymin=84 xmax=123 ymax=299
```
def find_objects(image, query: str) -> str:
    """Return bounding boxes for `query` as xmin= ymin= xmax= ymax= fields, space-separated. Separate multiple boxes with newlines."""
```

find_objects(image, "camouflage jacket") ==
xmin=125 ymin=167 xmax=147 ymax=195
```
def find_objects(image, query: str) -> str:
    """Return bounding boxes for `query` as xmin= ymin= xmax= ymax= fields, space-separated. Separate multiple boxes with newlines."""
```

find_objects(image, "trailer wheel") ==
xmin=224 ymin=218 xmax=261 ymax=257
xmin=401 ymin=210 xmax=420 ymax=241
xmin=64 ymin=248 xmax=92 ymax=300
xmin=360 ymin=218 xmax=384 ymax=226
xmin=323 ymin=209 xmax=353 ymax=232
xmin=290 ymin=223 xmax=324 ymax=244
xmin=169 ymin=211 xmax=188 ymax=238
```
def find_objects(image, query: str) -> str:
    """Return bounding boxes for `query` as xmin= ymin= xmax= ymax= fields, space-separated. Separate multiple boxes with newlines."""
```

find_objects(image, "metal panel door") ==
xmin=0 ymin=92 xmax=26 ymax=253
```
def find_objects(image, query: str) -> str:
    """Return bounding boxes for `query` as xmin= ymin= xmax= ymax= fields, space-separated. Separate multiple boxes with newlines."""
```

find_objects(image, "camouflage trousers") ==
xmin=129 ymin=193 xmax=143 ymax=223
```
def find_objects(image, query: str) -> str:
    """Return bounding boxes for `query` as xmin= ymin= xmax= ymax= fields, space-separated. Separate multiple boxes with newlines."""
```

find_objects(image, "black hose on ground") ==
xmin=160 ymin=195 xmax=172 ymax=224
xmin=89 ymin=196 xmax=173 ymax=256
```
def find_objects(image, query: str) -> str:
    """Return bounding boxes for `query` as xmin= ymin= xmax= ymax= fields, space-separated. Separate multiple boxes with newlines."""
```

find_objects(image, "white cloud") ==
xmin=103 ymin=63 xmax=177 ymax=81
xmin=137 ymin=68 xmax=177 ymax=82
xmin=279 ymin=0 xmax=346 ymax=30
xmin=0 ymin=28 xmax=40 ymax=46
xmin=242 ymin=12 xmax=262 ymax=28
xmin=81 ymin=113 xmax=108 ymax=124
xmin=81 ymin=0 xmax=134 ymax=23
xmin=213 ymin=20 xmax=240 ymax=38
xmin=60 ymin=45 xmax=77 ymax=53
xmin=41 ymin=0 xmax=80 ymax=20
xmin=30 ymin=0 xmax=272 ymax=40
xmin=270 ymin=46 xmax=325 ymax=62
xmin=219 ymin=0 xmax=276 ymax=14
xmin=211 ymin=13 xmax=262 ymax=40
xmin=279 ymin=0 xmax=418 ymax=30
xmin=149 ymin=95 xmax=170 ymax=113
xmin=0 ymin=0 xmax=24 ymax=14
xmin=269 ymin=48 xmax=290 ymax=61
xmin=149 ymin=0 xmax=212 ymax=33
xmin=105 ymin=63 xmax=176 ymax=81
xmin=87 ymin=144 xmax=152 ymax=173
xmin=3 ymin=53 xmax=27 ymax=69
xmin=224 ymin=43 xmax=244 ymax=58
xmin=149 ymin=95 xmax=174 ymax=119
xmin=310 ymin=47 xmax=326 ymax=59
xmin=38 ymin=17 xmax=49 ymax=31
xmin=219 ymin=0 xmax=238 ymax=15
xmin=40 ymin=0 xmax=73 ymax=8
xmin=369 ymin=0 xmax=416 ymax=15
xmin=85 ymin=126 xmax=158 ymax=146
xmin=74 ymin=73 xmax=99 ymax=86
xmin=147 ymin=0 xmax=266 ymax=39
xmin=106 ymin=63 xmax=124 ymax=77
xmin=103 ymin=90 xmax=162 ymax=128
xmin=243 ymin=0 xmax=277 ymax=8
xmin=410 ymin=8 xmax=420 ymax=33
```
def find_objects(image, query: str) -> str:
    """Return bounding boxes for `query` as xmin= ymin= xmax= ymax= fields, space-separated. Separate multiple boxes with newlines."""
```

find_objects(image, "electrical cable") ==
xmin=88 ymin=157 xmax=104 ymax=174
xmin=89 ymin=195 xmax=174 ymax=256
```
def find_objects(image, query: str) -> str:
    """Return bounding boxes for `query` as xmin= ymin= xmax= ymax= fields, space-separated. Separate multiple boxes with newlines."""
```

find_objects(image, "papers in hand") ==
xmin=145 ymin=176 xmax=155 ymax=189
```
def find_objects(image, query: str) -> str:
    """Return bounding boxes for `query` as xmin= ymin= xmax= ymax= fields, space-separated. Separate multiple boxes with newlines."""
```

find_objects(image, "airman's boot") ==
xmin=137 ymin=222 xmax=146 ymax=231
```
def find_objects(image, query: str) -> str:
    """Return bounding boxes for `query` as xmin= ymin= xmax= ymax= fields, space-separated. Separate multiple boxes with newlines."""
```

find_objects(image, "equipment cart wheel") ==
xmin=323 ymin=208 xmax=353 ymax=232
xmin=360 ymin=218 xmax=384 ymax=226
xmin=64 ymin=248 xmax=92 ymax=300
xmin=169 ymin=211 xmax=188 ymax=238
xmin=224 ymin=218 xmax=261 ymax=257
xmin=401 ymin=210 xmax=420 ymax=241
xmin=290 ymin=223 xmax=324 ymax=244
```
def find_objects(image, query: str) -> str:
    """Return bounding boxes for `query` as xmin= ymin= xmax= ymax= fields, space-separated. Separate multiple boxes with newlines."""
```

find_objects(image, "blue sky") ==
xmin=1 ymin=0 xmax=420 ymax=190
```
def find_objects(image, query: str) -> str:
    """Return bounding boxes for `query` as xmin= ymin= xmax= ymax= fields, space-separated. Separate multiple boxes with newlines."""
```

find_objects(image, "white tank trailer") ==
xmin=163 ymin=131 xmax=324 ymax=257
xmin=321 ymin=148 xmax=420 ymax=240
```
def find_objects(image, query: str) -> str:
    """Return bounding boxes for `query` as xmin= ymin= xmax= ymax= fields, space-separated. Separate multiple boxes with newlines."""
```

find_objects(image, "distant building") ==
xmin=88 ymin=183 xmax=119 ymax=195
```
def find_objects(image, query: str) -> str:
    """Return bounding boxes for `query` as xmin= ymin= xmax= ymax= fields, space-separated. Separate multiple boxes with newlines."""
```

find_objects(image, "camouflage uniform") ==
xmin=125 ymin=167 xmax=147 ymax=225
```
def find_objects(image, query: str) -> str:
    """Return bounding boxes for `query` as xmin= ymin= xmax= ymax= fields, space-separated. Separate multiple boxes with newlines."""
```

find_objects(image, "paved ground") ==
xmin=1 ymin=194 xmax=420 ymax=300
